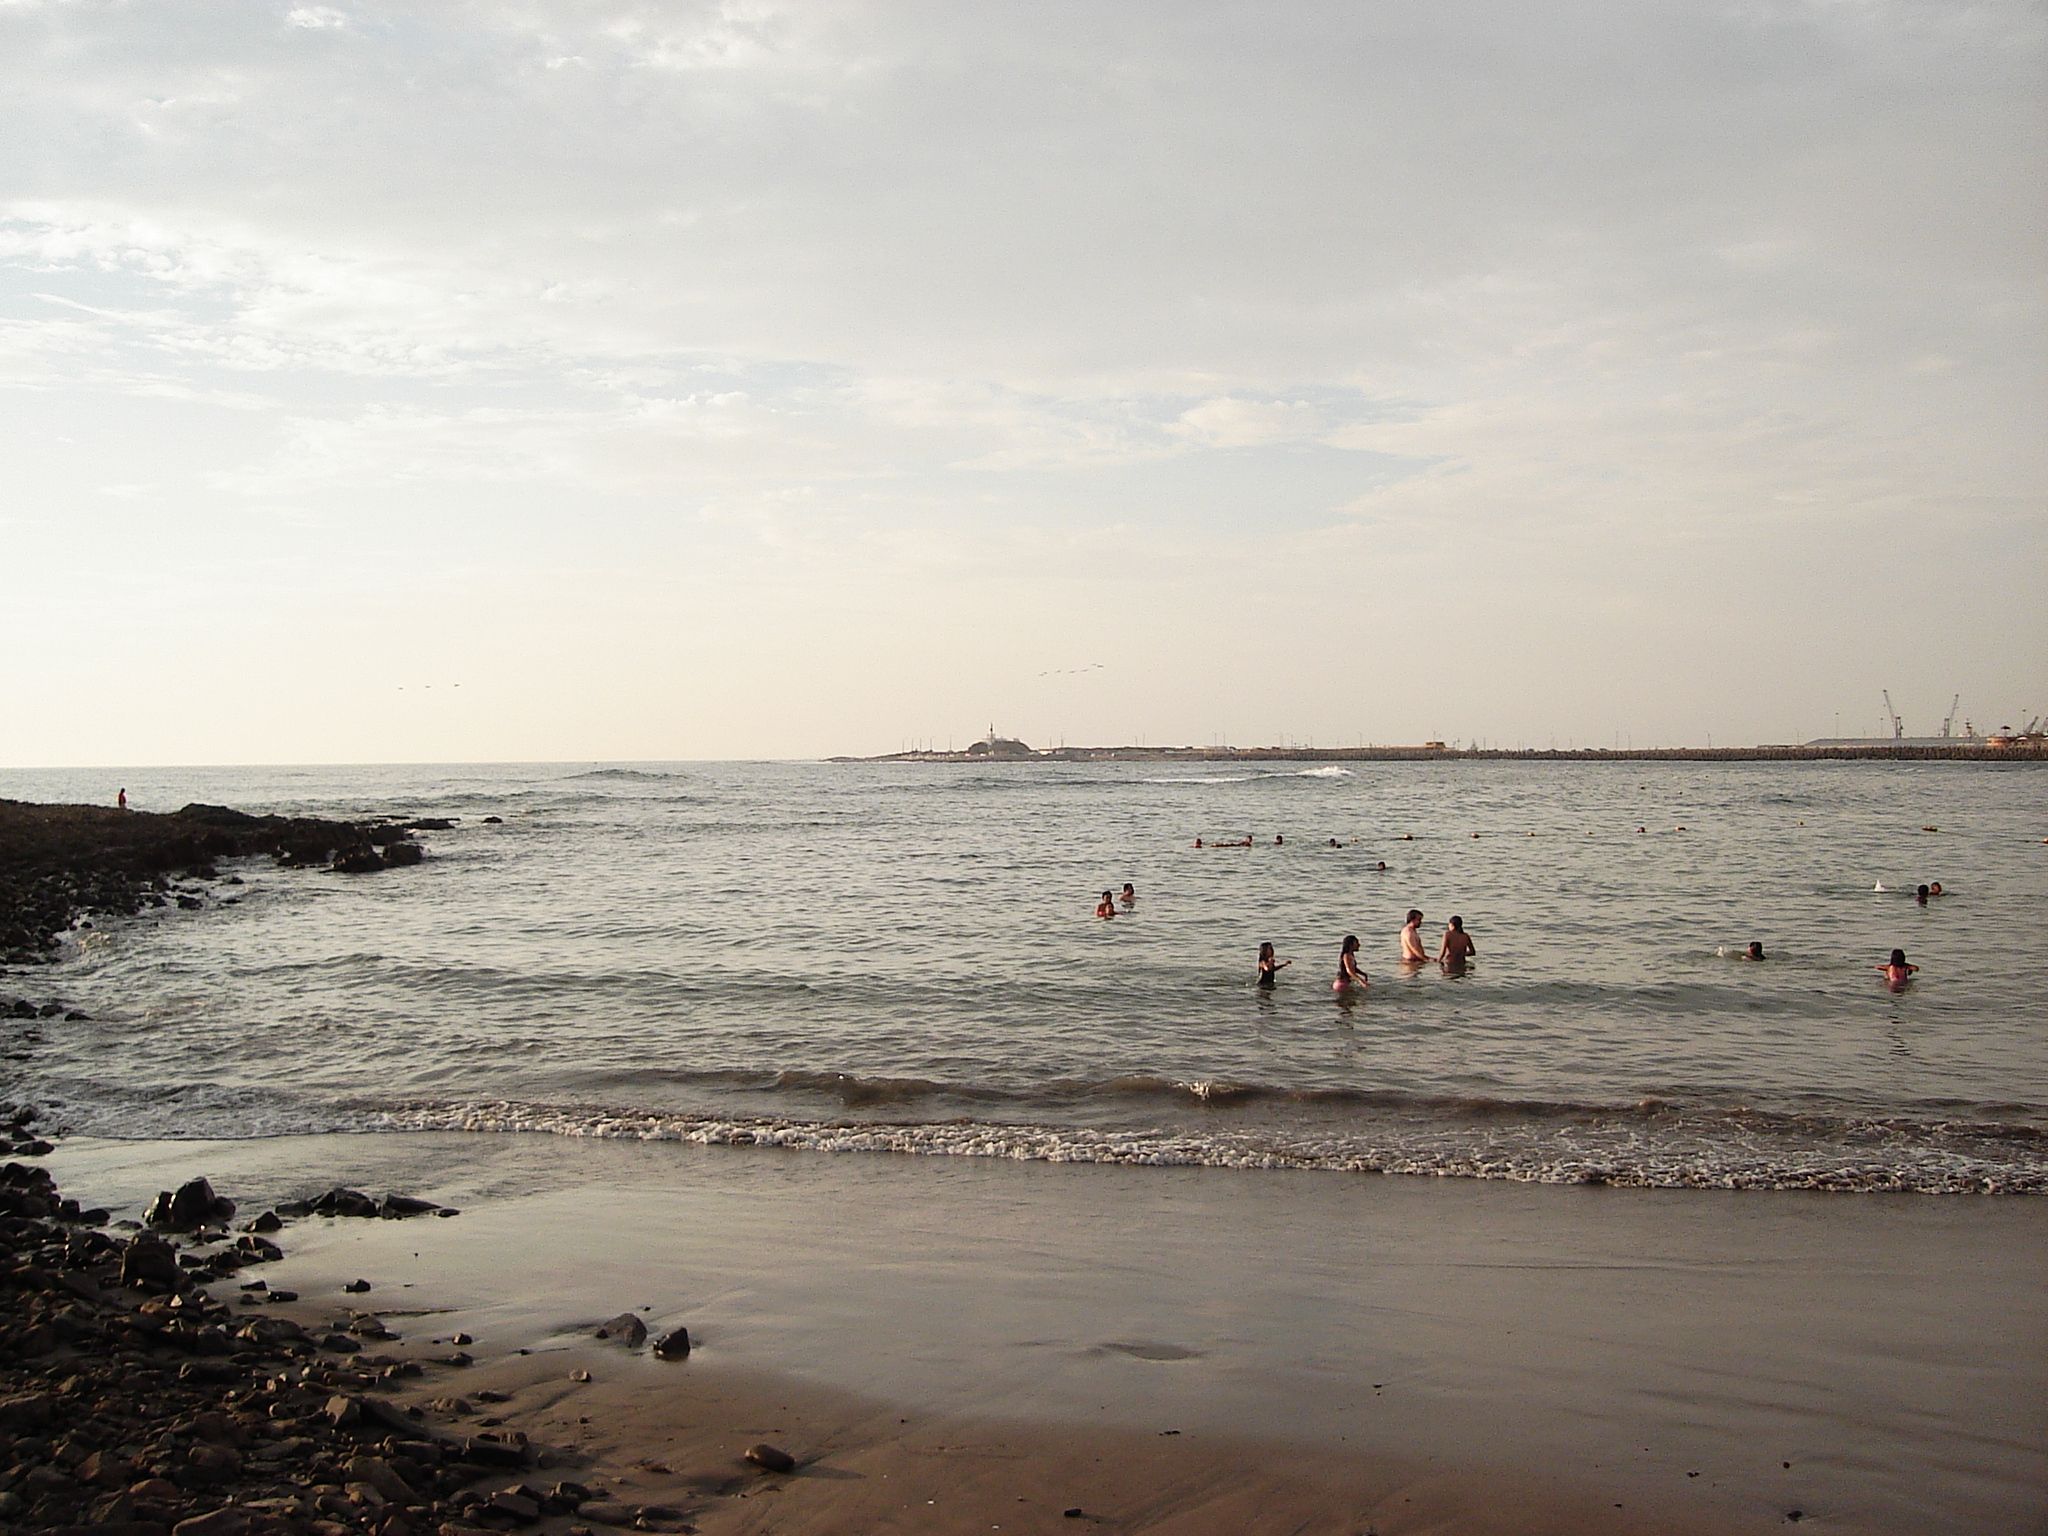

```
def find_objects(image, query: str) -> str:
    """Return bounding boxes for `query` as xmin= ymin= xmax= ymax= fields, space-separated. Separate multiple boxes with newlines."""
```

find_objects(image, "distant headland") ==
xmin=834 ymin=727 xmax=2048 ymax=766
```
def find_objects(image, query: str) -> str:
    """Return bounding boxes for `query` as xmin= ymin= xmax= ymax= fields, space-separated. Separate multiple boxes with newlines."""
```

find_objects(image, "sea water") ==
xmin=3 ymin=759 xmax=2044 ymax=1193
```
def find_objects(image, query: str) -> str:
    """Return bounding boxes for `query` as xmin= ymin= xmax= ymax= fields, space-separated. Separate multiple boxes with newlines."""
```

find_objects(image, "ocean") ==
xmin=4 ymin=759 xmax=2045 ymax=1195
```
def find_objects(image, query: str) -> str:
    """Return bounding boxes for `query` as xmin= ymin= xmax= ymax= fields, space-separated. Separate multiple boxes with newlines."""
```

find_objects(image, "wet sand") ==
xmin=47 ymin=1132 xmax=2048 ymax=1535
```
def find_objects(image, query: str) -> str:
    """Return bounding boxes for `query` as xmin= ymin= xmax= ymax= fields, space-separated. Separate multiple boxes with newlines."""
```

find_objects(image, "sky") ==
xmin=2 ymin=0 xmax=2043 ymax=765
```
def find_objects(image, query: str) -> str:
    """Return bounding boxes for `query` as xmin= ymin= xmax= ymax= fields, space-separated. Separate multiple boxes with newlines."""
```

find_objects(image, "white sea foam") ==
xmin=356 ymin=1099 xmax=2048 ymax=1196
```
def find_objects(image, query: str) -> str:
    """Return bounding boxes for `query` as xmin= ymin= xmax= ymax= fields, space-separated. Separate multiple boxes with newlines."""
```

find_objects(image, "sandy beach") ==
xmin=38 ymin=1131 xmax=2048 ymax=1535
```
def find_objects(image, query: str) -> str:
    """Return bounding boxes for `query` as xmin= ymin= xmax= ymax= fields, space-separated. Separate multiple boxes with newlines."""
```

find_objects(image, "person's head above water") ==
xmin=1259 ymin=941 xmax=1275 ymax=962
xmin=1916 ymin=884 xmax=1930 ymax=900
xmin=1406 ymin=909 xmax=1423 ymax=925
xmin=1341 ymin=934 xmax=1360 ymax=955
xmin=1447 ymin=915 xmax=1465 ymax=931
xmin=1889 ymin=947 xmax=1908 ymax=966
xmin=1274 ymin=834 xmax=1284 ymax=845
xmin=1929 ymin=881 xmax=1944 ymax=896
xmin=1121 ymin=883 xmax=1135 ymax=898
xmin=1746 ymin=941 xmax=1765 ymax=960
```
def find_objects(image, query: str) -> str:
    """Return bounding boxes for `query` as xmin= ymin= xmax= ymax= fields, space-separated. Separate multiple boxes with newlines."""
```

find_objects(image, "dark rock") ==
xmin=65 ymin=1010 xmax=90 ymax=1021
xmin=487 ymin=1489 xmax=541 ymax=1522
xmin=244 ymin=1210 xmax=282 ymax=1233
xmin=346 ymin=1456 xmax=419 ymax=1504
xmin=481 ymin=816 xmax=503 ymax=824
xmin=331 ymin=845 xmax=385 ymax=874
xmin=144 ymin=1177 xmax=234 ymax=1231
xmin=37 ymin=1000 xmax=64 ymax=1017
xmin=408 ymin=818 xmax=459 ymax=831
xmin=595 ymin=1313 xmax=647 ymax=1348
xmin=344 ymin=1278 xmax=372 ymax=1293
xmin=381 ymin=842 xmax=424 ymax=868
xmin=744 ymin=1442 xmax=796 ymax=1473
xmin=652 ymin=1327 xmax=690 ymax=1360
xmin=456 ymin=1436 xmax=528 ymax=1469
xmin=378 ymin=1193 xmax=445 ymax=1218
xmin=312 ymin=1187 xmax=380 ymax=1218
xmin=120 ymin=1234 xmax=184 ymax=1290
xmin=0 ymin=1389 xmax=55 ymax=1428
xmin=171 ymin=1509 xmax=255 ymax=1536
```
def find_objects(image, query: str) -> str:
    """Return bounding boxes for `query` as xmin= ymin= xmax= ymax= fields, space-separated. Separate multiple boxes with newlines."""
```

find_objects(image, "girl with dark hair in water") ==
xmin=1257 ymin=942 xmax=1290 ymax=988
xmin=1333 ymin=934 xmax=1368 ymax=992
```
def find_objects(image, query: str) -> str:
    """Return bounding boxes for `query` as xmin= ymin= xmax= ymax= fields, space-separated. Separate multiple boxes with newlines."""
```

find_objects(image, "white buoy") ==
xmin=1873 ymin=881 xmax=1887 ymax=891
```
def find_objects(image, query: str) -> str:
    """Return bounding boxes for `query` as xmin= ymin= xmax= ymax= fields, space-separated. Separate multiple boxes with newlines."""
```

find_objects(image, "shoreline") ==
xmin=33 ymin=1129 xmax=2048 ymax=1535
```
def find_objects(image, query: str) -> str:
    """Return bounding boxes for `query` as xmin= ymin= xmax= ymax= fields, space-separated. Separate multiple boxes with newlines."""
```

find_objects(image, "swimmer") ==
xmin=1120 ymin=882 xmax=1136 ymax=907
xmin=1929 ymin=881 xmax=1944 ymax=897
xmin=1327 ymin=837 xmax=1342 ymax=848
xmin=1095 ymin=890 xmax=1117 ymax=919
xmin=1257 ymin=942 xmax=1291 ymax=988
xmin=1399 ymin=909 xmax=1428 ymax=962
xmin=1332 ymin=934 xmax=1369 ymax=992
xmin=1878 ymin=948 xmax=1917 ymax=989
xmin=1194 ymin=837 xmax=1204 ymax=849
xmin=1375 ymin=860 xmax=1387 ymax=872
xmin=1438 ymin=915 xmax=1475 ymax=969
xmin=1743 ymin=941 xmax=1766 ymax=961
xmin=1274 ymin=834 xmax=1284 ymax=846
xmin=1916 ymin=884 xmax=1930 ymax=905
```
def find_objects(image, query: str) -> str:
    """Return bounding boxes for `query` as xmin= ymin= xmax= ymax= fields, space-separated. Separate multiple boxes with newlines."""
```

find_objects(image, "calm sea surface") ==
xmin=4 ymin=760 xmax=2045 ymax=1193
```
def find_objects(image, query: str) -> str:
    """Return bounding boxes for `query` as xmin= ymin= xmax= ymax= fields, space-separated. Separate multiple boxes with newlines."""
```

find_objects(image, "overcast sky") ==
xmin=2 ymin=0 xmax=2043 ymax=765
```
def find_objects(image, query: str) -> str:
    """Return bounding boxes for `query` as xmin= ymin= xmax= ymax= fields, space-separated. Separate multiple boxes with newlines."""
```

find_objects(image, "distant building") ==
xmin=965 ymin=725 xmax=1033 ymax=758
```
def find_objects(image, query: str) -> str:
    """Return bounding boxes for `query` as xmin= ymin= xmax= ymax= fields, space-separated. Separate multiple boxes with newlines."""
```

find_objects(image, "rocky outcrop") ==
xmin=0 ymin=800 xmax=433 ymax=966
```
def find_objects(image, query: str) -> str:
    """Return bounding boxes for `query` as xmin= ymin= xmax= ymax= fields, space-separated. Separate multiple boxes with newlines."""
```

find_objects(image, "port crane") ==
xmin=1881 ymin=690 xmax=1904 ymax=740
xmin=1941 ymin=695 xmax=1961 ymax=738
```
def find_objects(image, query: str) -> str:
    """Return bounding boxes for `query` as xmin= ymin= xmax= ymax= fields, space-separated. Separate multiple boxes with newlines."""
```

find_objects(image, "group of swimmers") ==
xmin=1093 ymin=883 xmax=1137 ymax=918
xmin=1258 ymin=910 xmax=1477 ymax=993
xmin=1099 ymin=868 xmax=1935 ymax=997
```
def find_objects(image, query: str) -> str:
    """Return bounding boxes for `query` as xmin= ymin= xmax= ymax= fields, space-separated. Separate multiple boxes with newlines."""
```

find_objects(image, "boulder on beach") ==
xmin=144 ymin=1177 xmax=235 ymax=1232
xmin=652 ymin=1326 xmax=691 ymax=1360
xmin=595 ymin=1312 xmax=648 ymax=1348
xmin=119 ymin=1233 xmax=184 ymax=1291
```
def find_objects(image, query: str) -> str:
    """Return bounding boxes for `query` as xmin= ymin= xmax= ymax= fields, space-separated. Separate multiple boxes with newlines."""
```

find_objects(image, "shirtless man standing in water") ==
xmin=1399 ymin=910 xmax=1428 ymax=962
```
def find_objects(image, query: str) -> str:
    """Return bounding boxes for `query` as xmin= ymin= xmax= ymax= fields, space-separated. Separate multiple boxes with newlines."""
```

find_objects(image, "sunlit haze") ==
xmin=3 ymin=1 xmax=2043 ymax=765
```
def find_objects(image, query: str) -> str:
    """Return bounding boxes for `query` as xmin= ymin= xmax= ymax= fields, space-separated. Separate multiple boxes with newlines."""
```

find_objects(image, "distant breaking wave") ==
xmin=559 ymin=768 xmax=689 ymax=782
xmin=1140 ymin=766 xmax=1355 ymax=785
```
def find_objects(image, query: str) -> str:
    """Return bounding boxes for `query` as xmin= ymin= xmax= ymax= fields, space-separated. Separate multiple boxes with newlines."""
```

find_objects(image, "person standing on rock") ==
xmin=117 ymin=788 xmax=127 ymax=810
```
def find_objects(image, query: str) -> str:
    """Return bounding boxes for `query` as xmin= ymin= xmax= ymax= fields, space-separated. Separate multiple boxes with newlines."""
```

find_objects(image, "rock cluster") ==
xmin=0 ymin=801 xmax=438 ymax=966
xmin=0 ymin=1113 xmax=598 ymax=1536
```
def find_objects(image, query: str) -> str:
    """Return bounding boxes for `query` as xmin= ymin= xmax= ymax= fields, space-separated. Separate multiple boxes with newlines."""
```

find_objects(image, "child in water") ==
xmin=1878 ymin=948 xmax=1918 ymax=988
xmin=1094 ymin=891 xmax=1117 ymax=919
xmin=1333 ymin=934 xmax=1368 ymax=992
xmin=1257 ymin=942 xmax=1290 ymax=988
